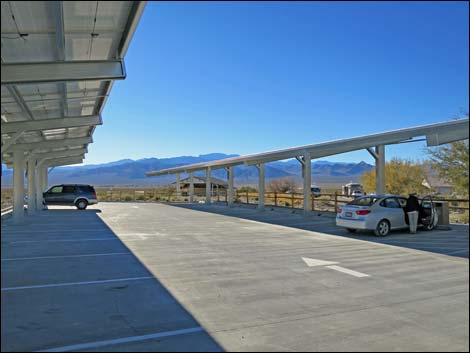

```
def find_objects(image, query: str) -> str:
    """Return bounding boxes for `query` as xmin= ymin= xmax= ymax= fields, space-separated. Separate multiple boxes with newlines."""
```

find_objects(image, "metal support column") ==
xmin=302 ymin=152 xmax=312 ymax=214
xmin=189 ymin=172 xmax=194 ymax=203
xmin=175 ymin=173 xmax=181 ymax=200
xmin=257 ymin=163 xmax=265 ymax=211
xmin=12 ymin=149 xmax=25 ymax=223
xmin=375 ymin=145 xmax=385 ymax=194
xmin=227 ymin=166 xmax=234 ymax=207
xmin=43 ymin=166 xmax=49 ymax=190
xmin=27 ymin=157 xmax=37 ymax=214
xmin=36 ymin=162 xmax=44 ymax=210
xmin=205 ymin=167 xmax=212 ymax=204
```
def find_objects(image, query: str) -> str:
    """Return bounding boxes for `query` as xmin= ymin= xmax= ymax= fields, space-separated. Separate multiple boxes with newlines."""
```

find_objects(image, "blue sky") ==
xmin=88 ymin=1 xmax=469 ymax=165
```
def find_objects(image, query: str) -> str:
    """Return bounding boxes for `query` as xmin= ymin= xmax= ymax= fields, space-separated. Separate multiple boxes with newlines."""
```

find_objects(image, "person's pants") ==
xmin=407 ymin=211 xmax=419 ymax=233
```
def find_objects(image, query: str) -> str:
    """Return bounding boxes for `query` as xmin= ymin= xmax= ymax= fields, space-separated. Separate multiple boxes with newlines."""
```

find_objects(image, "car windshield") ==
xmin=348 ymin=196 xmax=379 ymax=206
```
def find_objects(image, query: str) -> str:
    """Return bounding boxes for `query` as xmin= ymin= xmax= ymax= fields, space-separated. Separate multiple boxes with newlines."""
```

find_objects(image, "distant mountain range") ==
xmin=1 ymin=153 xmax=373 ymax=187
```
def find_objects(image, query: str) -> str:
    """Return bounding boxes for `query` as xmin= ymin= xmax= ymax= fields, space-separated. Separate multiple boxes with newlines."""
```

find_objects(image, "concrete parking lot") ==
xmin=1 ymin=202 xmax=469 ymax=352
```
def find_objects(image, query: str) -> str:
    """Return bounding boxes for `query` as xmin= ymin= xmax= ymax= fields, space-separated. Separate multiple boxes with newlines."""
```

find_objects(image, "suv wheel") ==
xmin=375 ymin=220 xmax=390 ymax=236
xmin=76 ymin=199 xmax=88 ymax=210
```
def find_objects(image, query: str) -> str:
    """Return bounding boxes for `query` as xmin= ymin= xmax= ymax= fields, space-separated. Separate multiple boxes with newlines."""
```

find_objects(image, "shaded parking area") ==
xmin=2 ymin=202 xmax=469 ymax=351
xmin=1 ymin=208 xmax=222 ymax=352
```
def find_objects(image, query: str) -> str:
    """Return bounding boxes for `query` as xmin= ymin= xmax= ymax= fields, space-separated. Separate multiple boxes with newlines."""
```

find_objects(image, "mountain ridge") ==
xmin=1 ymin=154 xmax=373 ymax=187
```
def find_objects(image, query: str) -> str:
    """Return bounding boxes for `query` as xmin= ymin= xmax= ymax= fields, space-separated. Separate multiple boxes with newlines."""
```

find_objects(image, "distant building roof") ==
xmin=172 ymin=176 xmax=228 ymax=187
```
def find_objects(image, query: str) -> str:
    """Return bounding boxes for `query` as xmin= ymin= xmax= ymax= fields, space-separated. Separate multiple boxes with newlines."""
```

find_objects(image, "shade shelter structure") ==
xmin=146 ymin=119 xmax=470 ymax=213
xmin=1 ymin=1 xmax=146 ymax=223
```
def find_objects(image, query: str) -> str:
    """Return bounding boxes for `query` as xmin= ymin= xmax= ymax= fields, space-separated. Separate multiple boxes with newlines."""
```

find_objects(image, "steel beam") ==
xmin=119 ymin=2 xmax=148 ymax=57
xmin=189 ymin=172 xmax=194 ymax=203
xmin=12 ymin=150 xmax=25 ymax=223
xmin=43 ymin=166 xmax=48 ymax=191
xmin=6 ymin=85 xmax=35 ymax=120
xmin=36 ymin=148 xmax=86 ymax=161
xmin=206 ymin=167 xmax=212 ymax=204
xmin=227 ymin=166 xmax=234 ymax=207
xmin=1 ymin=131 xmax=25 ymax=154
xmin=4 ymin=148 xmax=86 ymax=164
xmin=175 ymin=173 xmax=181 ymax=199
xmin=257 ymin=163 xmax=265 ymax=211
xmin=1 ymin=114 xmax=102 ymax=134
xmin=302 ymin=152 xmax=312 ymax=214
xmin=1 ymin=60 xmax=126 ymax=85
xmin=426 ymin=129 xmax=470 ymax=146
xmin=375 ymin=145 xmax=385 ymax=195
xmin=36 ymin=163 xmax=46 ymax=210
xmin=42 ymin=156 xmax=84 ymax=167
xmin=27 ymin=157 xmax=37 ymax=214
xmin=8 ymin=136 xmax=92 ymax=151
xmin=146 ymin=119 xmax=469 ymax=178
xmin=53 ymin=1 xmax=69 ymax=118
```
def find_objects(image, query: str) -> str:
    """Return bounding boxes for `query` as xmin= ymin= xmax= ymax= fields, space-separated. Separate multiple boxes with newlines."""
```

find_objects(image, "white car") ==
xmin=351 ymin=190 xmax=364 ymax=197
xmin=336 ymin=194 xmax=438 ymax=236
xmin=311 ymin=186 xmax=321 ymax=197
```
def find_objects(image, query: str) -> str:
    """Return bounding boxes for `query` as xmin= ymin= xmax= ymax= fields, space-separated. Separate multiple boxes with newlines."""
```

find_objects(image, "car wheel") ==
xmin=374 ymin=220 xmax=390 ymax=237
xmin=422 ymin=221 xmax=435 ymax=231
xmin=346 ymin=228 xmax=357 ymax=233
xmin=76 ymin=199 xmax=88 ymax=210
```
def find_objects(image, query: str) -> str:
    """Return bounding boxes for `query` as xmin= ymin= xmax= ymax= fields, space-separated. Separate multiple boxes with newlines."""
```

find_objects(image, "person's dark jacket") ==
xmin=405 ymin=195 xmax=420 ymax=213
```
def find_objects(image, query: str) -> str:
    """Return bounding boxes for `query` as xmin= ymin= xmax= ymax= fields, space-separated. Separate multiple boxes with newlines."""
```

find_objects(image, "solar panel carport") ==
xmin=1 ymin=1 xmax=146 ymax=223
xmin=146 ymin=118 xmax=470 ymax=212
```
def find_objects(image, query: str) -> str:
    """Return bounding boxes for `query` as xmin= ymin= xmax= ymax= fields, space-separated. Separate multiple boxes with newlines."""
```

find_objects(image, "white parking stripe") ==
xmin=446 ymin=249 xmax=470 ymax=255
xmin=7 ymin=238 xmax=118 ymax=244
xmin=1 ymin=276 xmax=154 ymax=292
xmin=326 ymin=265 xmax=370 ymax=278
xmin=2 ymin=252 xmax=130 ymax=262
xmin=36 ymin=327 xmax=204 ymax=352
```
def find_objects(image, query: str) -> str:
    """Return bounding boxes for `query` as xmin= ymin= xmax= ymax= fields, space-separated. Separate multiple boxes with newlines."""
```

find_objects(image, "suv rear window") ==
xmin=62 ymin=185 xmax=76 ymax=194
xmin=348 ymin=197 xmax=379 ymax=206
xmin=78 ymin=185 xmax=95 ymax=193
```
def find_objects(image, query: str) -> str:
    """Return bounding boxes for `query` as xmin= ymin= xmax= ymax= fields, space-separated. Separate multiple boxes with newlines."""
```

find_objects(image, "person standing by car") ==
xmin=405 ymin=192 xmax=420 ymax=234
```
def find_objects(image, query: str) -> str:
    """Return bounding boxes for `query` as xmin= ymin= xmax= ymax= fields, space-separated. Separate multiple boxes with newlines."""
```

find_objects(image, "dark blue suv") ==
xmin=43 ymin=184 xmax=98 ymax=210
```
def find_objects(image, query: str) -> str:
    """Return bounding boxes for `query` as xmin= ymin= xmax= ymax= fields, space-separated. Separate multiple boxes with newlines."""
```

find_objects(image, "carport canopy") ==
xmin=1 ymin=1 xmax=146 ymax=222
xmin=146 ymin=118 xmax=470 ymax=212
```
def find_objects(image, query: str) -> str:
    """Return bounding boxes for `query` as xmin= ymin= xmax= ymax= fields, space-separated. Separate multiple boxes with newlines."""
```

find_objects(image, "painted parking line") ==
xmin=1 ymin=252 xmax=130 ymax=262
xmin=446 ymin=249 xmax=470 ymax=255
xmin=326 ymin=265 xmax=370 ymax=278
xmin=1 ymin=276 xmax=154 ymax=292
xmin=6 ymin=238 xmax=119 ymax=244
xmin=36 ymin=327 xmax=204 ymax=352
xmin=2 ymin=229 xmax=110 ymax=234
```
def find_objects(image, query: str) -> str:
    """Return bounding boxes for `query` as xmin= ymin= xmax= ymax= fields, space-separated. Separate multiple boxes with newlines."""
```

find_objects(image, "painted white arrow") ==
xmin=302 ymin=257 xmax=370 ymax=278
xmin=302 ymin=257 xmax=338 ymax=267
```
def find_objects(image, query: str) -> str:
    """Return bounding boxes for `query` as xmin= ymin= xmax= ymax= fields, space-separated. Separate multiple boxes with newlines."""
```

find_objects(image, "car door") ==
xmin=60 ymin=185 xmax=77 ymax=205
xmin=44 ymin=185 xmax=63 ymax=205
xmin=381 ymin=197 xmax=406 ymax=229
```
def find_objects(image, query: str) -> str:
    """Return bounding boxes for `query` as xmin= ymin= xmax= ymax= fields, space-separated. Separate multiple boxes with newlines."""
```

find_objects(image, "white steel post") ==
xmin=189 ymin=172 xmax=194 ymax=203
xmin=205 ymin=167 xmax=212 ymax=204
xmin=175 ymin=173 xmax=181 ymax=200
xmin=227 ymin=166 xmax=234 ymax=207
xmin=27 ymin=157 xmax=37 ymax=214
xmin=36 ymin=162 xmax=44 ymax=210
xmin=43 ymin=166 xmax=49 ymax=190
xmin=257 ymin=163 xmax=265 ymax=211
xmin=375 ymin=145 xmax=385 ymax=195
xmin=12 ymin=150 xmax=25 ymax=223
xmin=302 ymin=152 xmax=312 ymax=214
